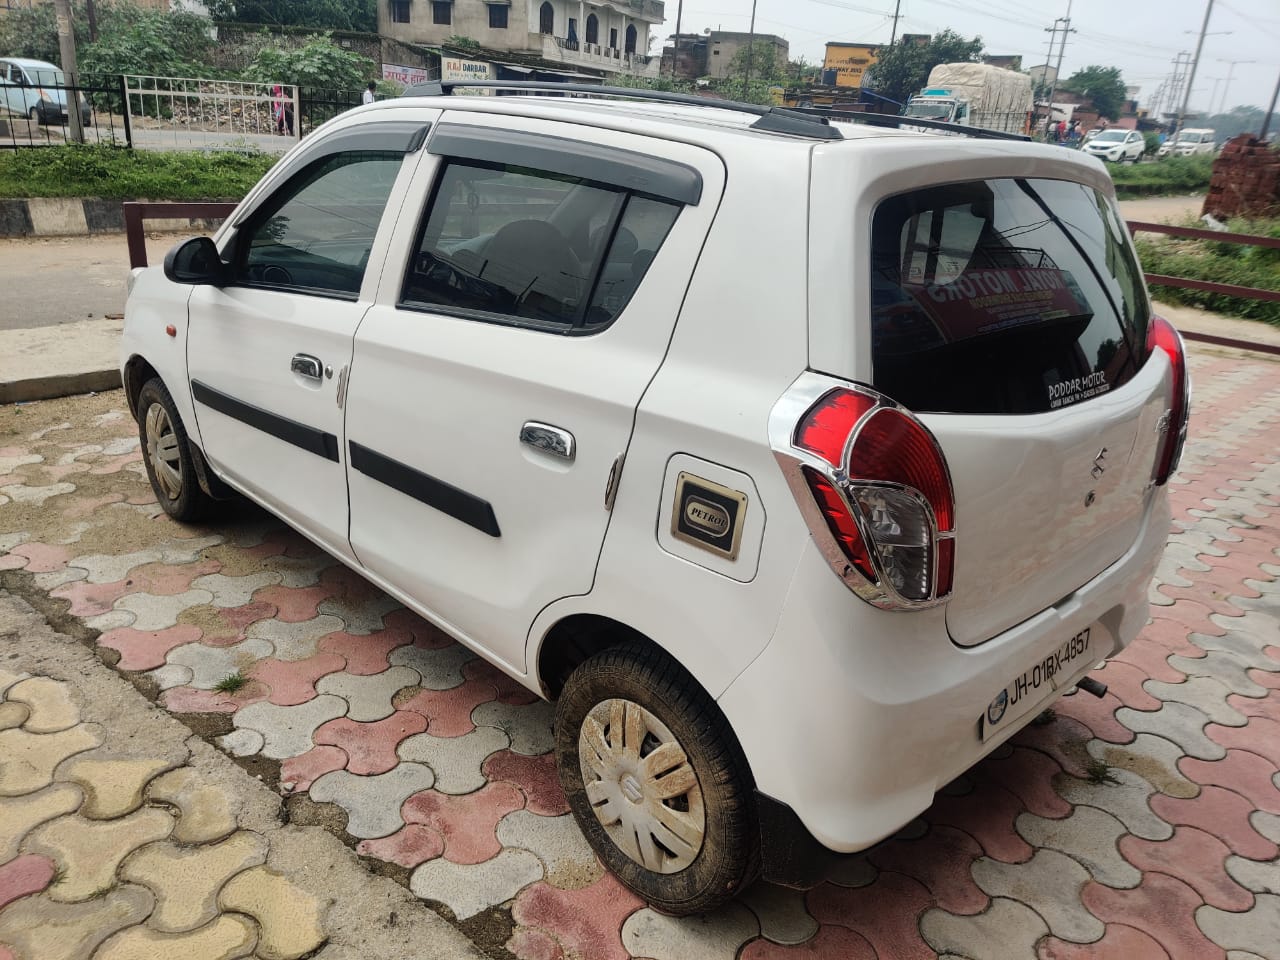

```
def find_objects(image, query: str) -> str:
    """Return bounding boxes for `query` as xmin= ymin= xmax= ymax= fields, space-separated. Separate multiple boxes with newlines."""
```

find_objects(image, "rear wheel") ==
xmin=27 ymin=106 xmax=39 ymax=124
xmin=136 ymin=377 xmax=215 ymax=523
xmin=554 ymin=643 xmax=759 ymax=916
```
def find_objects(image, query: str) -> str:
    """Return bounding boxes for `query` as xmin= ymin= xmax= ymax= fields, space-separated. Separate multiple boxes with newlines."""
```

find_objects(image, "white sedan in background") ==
xmin=1082 ymin=128 xmax=1146 ymax=163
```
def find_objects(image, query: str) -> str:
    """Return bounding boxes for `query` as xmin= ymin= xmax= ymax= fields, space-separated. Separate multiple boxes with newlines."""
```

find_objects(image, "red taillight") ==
xmin=795 ymin=390 xmax=876 ymax=465
xmin=803 ymin=467 xmax=877 ymax=583
xmin=1147 ymin=315 xmax=1190 ymax=485
xmin=787 ymin=385 xmax=955 ymax=607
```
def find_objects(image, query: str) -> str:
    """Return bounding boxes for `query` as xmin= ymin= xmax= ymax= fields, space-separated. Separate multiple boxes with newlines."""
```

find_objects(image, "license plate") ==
xmin=980 ymin=626 xmax=1092 ymax=741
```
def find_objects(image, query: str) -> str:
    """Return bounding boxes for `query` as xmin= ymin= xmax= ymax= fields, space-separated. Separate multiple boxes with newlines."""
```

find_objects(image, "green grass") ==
xmin=1083 ymin=757 xmax=1120 ymax=785
xmin=0 ymin=144 xmax=277 ymax=200
xmin=1109 ymin=155 xmax=1214 ymax=199
xmin=213 ymin=671 xmax=248 ymax=694
xmin=1135 ymin=216 xmax=1280 ymax=324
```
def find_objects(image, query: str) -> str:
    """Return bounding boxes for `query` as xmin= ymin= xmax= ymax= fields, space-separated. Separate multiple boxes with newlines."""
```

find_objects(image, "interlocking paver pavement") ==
xmin=1 ymin=342 xmax=1278 ymax=958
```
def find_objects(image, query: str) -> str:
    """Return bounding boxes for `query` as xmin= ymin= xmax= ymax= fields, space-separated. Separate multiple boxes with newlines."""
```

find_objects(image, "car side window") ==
xmin=401 ymin=159 xmax=679 ymax=332
xmin=231 ymin=151 xmax=404 ymax=299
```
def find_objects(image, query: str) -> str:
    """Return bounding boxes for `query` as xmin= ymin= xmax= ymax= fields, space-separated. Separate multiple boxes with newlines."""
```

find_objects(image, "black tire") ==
xmin=136 ymin=377 xmax=215 ymax=523
xmin=555 ymin=643 xmax=760 ymax=916
xmin=28 ymin=106 xmax=39 ymax=125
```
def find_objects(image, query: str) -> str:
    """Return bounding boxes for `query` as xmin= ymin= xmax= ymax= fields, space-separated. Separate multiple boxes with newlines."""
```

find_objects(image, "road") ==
xmin=1 ymin=343 xmax=1278 ymax=959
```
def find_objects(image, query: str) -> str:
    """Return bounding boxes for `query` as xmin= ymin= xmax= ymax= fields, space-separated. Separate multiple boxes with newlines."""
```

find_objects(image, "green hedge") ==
xmin=0 ymin=145 xmax=277 ymax=200
xmin=1110 ymin=155 xmax=1214 ymax=199
xmin=1136 ymin=218 xmax=1280 ymax=324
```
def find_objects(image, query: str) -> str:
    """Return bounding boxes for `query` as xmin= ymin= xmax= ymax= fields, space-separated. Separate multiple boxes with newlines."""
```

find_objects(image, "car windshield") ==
xmin=1094 ymin=130 xmax=1127 ymax=142
xmin=904 ymin=102 xmax=954 ymax=120
xmin=27 ymin=66 xmax=66 ymax=86
xmin=1176 ymin=131 xmax=1203 ymax=143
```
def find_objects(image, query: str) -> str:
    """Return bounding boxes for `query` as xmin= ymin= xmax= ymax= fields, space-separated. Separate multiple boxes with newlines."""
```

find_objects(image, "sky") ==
xmin=658 ymin=0 xmax=1280 ymax=113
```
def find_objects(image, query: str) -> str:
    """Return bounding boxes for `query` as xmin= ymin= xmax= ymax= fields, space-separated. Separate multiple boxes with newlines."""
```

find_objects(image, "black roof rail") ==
xmin=795 ymin=107 xmax=1032 ymax=142
xmin=400 ymin=79 xmax=844 ymax=141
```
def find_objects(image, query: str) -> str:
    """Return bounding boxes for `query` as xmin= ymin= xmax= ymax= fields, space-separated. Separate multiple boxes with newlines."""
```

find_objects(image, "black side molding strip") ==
xmin=191 ymin=380 xmax=339 ymax=462
xmin=349 ymin=441 xmax=501 ymax=538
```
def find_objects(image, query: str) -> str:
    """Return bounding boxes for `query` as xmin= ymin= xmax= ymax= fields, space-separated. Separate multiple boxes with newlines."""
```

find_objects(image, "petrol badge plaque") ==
xmin=671 ymin=472 xmax=748 ymax=561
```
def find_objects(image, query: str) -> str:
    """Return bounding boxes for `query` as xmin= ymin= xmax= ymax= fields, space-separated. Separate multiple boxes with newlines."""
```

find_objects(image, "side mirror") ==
xmin=163 ymin=236 xmax=225 ymax=285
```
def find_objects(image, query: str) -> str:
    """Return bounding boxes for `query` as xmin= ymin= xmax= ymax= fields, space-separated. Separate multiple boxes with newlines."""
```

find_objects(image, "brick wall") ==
xmin=1203 ymin=134 xmax=1280 ymax=220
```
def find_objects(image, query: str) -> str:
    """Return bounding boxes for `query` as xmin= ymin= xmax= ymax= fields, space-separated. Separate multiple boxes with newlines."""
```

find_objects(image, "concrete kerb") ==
xmin=0 ymin=197 xmax=226 ymax=238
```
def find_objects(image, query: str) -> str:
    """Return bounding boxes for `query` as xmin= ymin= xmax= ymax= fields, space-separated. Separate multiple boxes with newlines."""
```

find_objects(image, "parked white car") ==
xmin=121 ymin=84 xmax=1186 ymax=915
xmin=0 ymin=57 xmax=90 ymax=126
xmin=1082 ymin=128 xmax=1146 ymax=163
xmin=1158 ymin=127 xmax=1217 ymax=158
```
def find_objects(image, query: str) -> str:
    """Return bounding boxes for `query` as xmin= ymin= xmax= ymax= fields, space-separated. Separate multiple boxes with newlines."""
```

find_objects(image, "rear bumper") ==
xmin=720 ymin=487 xmax=1170 ymax=856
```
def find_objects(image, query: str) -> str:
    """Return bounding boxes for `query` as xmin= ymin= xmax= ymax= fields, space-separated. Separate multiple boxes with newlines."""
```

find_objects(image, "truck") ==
xmin=903 ymin=63 xmax=1033 ymax=135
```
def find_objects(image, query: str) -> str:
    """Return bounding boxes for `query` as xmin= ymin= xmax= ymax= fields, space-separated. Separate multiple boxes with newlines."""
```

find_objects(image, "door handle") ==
xmin=520 ymin=421 xmax=575 ymax=462
xmin=291 ymin=353 xmax=323 ymax=383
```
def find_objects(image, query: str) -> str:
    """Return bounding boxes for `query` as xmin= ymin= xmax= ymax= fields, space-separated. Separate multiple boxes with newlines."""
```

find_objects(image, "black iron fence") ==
xmin=0 ymin=74 xmax=132 ymax=149
xmin=298 ymin=87 xmax=366 ymax=138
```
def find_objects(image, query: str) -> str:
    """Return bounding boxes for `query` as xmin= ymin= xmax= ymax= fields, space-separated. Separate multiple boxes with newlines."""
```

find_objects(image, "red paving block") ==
xmin=740 ymin=924 xmax=878 ymax=960
xmin=482 ymin=751 xmax=569 ymax=817
xmin=356 ymin=823 xmax=445 ymax=869
xmin=52 ymin=579 xmax=135 ymax=617
xmin=160 ymin=686 xmax=246 ymax=714
xmin=1055 ymin=690 xmax=1136 ymax=746
xmin=1080 ymin=873 xmax=1227 ymax=960
xmin=1226 ymin=692 xmax=1280 ymax=723
xmin=1179 ymin=749 xmax=1280 ymax=815
xmin=1114 ymin=639 xmax=1189 ymax=683
xmin=975 ymin=746 xmax=1072 ymax=820
xmin=0 ymin=855 xmax=55 ymax=910
xmin=384 ymin=608 xmax=455 ymax=649
xmin=280 ymin=744 xmax=348 ymax=792
xmin=249 ymin=653 xmax=345 ymax=706
xmin=2 ymin=542 xmax=71 ymax=573
xmin=465 ymin=657 xmax=541 ymax=706
xmin=193 ymin=601 xmax=277 ymax=647
xmin=1096 ymin=660 xmax=1166 ymax=711
xmin=1153 ymin=584 xmax=1251 ymax=617
xmin=98 ymin=625 xmax=203 ymax=672
xmin=1149 ymin=786 xmax=1279 ymax=861
xmin=511 ymin=876 xmax=642 ymax=960
xmin=926 ymin=782 xmax=1032 ymax=864
xmin=806 ymin=872 xmax=935 ymax=960
xmin=1208 ymin=716 xmax=1280 ymax=768
xmin=1119 ymin=827 xmax=1254 ymax=911
xmin=401 ymin=782 xmax=525 ymax=865
xmin=252 ymin=584 xmax=334 ymax=623
xmin=1038 ymin=922 xmax=1171 ymax=959
xmin=314 ymin=712 xmax=429 ymax=776
xmin=867 ymin=825 xmax=989 ymax=915
xmin=1012 ymin=715 xmax=1095 ymax=781
xmin=1149 ymin=599 xmax=1227 ymax=638
xmin=399 ymin=677 xmax=498 ymax=738
xmin=507 ymin=926 xmax=565 ymax=960
xmin=319 ymin=627 xmax=414 ymax=675
xmin=1249 ymin=667 xmax=1280 ymax=691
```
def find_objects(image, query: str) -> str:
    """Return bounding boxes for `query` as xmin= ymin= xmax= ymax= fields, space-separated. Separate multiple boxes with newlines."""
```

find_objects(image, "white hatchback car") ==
xmin=121 ymin=84 xmax=1186 ymax=916
xmin=1158 ymin=127 xmax=1217 ymax=158
xmin=1081 ymin=127 xmax=1146 ymax=163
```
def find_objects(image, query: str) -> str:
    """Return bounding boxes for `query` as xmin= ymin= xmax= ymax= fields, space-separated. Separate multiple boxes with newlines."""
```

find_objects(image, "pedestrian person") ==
xmin=1068 ymin=119 xmax=1080 ymax=146
xmin=272 ymin=84 xmax=294 ymax=136
xmin=362 ymin=81 xmax=377 ymax=106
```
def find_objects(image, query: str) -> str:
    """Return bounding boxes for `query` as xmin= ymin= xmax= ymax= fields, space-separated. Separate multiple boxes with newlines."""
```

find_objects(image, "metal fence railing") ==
xmin=121 ymin=75 xmax=299 ymax=154
xmin=0 ymin=74 xmax=132 ymax=149
xmin=298 ymin=87 xmax=365 ymax=138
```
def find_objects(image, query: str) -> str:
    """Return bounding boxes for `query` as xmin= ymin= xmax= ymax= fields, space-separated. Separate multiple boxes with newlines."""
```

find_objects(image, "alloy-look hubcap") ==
xmin=144 ymin=402 xmax=183 ymax=502
xmin=578 ymin=698 xmax=706 ymax=874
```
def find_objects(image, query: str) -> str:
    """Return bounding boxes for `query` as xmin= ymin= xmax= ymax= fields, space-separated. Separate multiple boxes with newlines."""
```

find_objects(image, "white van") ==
xmin=0 ymin=57 xmax=91 ymax=126
xmin=1158 ymin=127 xmax=1216 ymax=158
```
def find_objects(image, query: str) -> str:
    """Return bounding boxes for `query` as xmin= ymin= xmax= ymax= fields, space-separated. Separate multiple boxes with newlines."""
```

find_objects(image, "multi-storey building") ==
xmin=380 ymin=0 xmax=665 ymax=79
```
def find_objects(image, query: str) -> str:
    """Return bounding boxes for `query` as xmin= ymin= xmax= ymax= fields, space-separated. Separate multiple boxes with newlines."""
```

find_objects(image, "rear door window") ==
xmin=870 ymin=178 xmax=1150 ymax=414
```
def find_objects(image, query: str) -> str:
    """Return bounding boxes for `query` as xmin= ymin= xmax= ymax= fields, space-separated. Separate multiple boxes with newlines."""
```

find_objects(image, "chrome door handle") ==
xmin=520 ymin=421 xmax=575 ymax=462
xmin=291 ymin=353 xmax=323 ymax=383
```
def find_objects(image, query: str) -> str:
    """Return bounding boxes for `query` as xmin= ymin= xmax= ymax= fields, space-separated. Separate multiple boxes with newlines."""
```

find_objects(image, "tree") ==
xmin=205 ymin=0 xmax=377 ymax=34
xmin=241 ymin=34 xmax=373 ymax=91
xmin=80 ymin=5 xmax=217 ymax=79
xmin=726 ymin=40 xmax=787 ymax=84
xmin=861 ymin=29 xmax=984 ymax=108
xmin=1059 ymin=65 xmax=1126 ymax=121
xmin=0 ymin=3 xmax=62 ymax=63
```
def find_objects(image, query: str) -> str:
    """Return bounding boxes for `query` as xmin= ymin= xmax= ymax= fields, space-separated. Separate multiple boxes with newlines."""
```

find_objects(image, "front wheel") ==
xmin=28 ymin=106 xmax=40 ymax=124
xmin=555 ymin=643 xmax=760 ymax=916
xmin=136 ymin=377 xmax=215 ymax=523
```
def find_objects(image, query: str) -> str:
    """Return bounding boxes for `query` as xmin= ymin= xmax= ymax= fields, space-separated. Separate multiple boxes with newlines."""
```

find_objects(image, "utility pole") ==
xmin=1043 ymin=2 xmax=1075 ymax=134
xmin=1216 ymin=58 xmax=1254 ymax=115
xmin=1262 ymin=68 xmax=1280 ymax=141
xmin=889 ymin=0 xmax=903 ymax=47
xmin=52 ymin=0 xmax=84 ymax=144
xmin=670 ymin=0 xmax=682 ymax=79
xmin=1163 ymin=52 xmax=1192 ymax=119
xmin=744 ymin=0 xmax=758 ymax=92
xmin=1175 ymin=0 xmax=1214 ymax=137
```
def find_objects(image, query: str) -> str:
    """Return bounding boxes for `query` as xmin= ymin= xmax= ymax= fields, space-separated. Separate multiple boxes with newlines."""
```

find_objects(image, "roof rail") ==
xmin=400 ymin=79 xmax=844 ymax=141
xmin=796 ymin=107 xmax=1032 ymax=142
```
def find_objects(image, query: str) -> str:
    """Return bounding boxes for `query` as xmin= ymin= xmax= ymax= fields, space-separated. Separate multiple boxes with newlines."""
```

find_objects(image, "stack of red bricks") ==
xmin=1203 ymin=134 xmax=1280 ymax=219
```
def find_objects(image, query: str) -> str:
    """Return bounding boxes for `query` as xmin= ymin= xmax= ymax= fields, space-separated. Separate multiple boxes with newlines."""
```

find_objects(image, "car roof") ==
xmin=2 ymin=58 xmax=61 ymax=70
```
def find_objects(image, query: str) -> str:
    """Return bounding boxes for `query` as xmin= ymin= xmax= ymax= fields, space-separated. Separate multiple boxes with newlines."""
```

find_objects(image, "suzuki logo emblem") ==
xmin=1091 ymin=448 xmax=1109 ymax=480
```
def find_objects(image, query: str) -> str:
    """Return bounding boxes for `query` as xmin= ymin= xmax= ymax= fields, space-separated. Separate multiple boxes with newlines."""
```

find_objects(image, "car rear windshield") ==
xmin=870 ymin=177 xmax=1150 ymax=415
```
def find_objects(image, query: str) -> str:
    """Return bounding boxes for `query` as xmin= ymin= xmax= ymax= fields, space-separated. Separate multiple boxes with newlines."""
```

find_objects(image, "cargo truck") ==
xmin=904 ymin=63 xmax=1033 ymax=135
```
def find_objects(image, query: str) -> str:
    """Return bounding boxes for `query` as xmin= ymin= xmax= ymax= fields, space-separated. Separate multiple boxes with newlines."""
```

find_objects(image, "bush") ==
xmin=1109 ymin=155 xmax=1214 ymax=198
xmin=241 ymin=33 xmax=373 ymax=93
xmin=1135 ymin=217 xmax=1280 ymax=324
xmin=0 ymin=144 xmax=277 ymax=200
